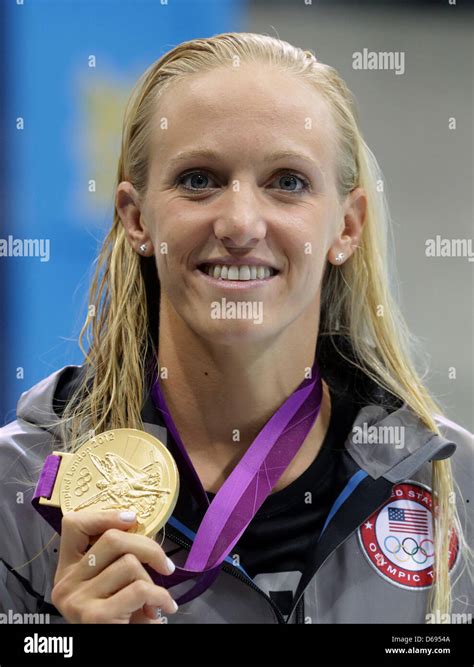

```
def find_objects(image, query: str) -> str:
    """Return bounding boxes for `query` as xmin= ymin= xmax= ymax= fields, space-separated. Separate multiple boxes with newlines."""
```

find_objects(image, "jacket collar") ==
xmin=16 ymin=364 xmax=456 ymax=484
xmin=343 ymin=402 xmax=456 ymax=482
xmin=16 ymin=364 xmax=456 ymax=488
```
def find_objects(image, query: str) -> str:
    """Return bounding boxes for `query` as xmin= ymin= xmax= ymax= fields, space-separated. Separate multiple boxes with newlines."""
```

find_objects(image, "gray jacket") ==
xmin=0 ymin=365 xmax=472 ymax=624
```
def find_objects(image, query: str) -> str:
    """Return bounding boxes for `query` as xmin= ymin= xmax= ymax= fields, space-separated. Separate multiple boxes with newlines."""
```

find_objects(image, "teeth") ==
xmin=203 ymin=264 xmax=275 ymax=281
xmin=227 ymin=266 xmax=240 ymax=280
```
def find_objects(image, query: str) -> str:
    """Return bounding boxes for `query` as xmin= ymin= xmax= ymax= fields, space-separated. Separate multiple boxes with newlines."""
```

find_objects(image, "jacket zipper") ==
xmin=295 ymin=596 xmax=305 ymax=624
xmin=288 ymin=493 xmax=393 ymax=621
xmin=164 ymin=526 xmax=288 ymax=624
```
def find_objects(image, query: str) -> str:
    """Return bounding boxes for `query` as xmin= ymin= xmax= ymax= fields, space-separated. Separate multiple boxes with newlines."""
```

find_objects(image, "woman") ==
xmin=0 ymin=32 xmax=472 ymax=625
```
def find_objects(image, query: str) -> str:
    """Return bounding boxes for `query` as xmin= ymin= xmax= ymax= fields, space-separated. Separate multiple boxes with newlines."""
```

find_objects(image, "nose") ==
xmin=213 ymin=183 xmax=267 ymax=246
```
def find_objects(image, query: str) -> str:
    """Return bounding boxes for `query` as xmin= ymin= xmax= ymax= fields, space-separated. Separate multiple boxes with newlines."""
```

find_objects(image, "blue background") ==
xmin=1 ymin=0 xmax=243 ymax=423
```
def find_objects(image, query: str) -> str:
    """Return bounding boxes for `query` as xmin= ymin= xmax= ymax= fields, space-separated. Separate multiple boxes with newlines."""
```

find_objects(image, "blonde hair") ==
xmin=51 ymin=33 xmax=469 ymax=619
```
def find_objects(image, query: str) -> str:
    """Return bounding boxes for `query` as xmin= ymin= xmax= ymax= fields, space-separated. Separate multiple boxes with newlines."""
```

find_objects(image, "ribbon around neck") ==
xmin=149 ymin=360 xmax=323 ymax=605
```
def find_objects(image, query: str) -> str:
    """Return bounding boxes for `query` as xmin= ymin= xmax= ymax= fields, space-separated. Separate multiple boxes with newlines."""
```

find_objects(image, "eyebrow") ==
xmin=166 ymin=148 xmax=323 ymax=171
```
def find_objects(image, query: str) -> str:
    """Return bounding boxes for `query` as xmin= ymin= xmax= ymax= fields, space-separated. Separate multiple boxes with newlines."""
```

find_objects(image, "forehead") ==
xmin=150 ymin=64 xmax=338 ymax=173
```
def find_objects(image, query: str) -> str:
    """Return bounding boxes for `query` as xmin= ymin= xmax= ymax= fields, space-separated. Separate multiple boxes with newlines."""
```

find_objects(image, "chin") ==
xmin=198 ymin=319 xmax=275 ymax=345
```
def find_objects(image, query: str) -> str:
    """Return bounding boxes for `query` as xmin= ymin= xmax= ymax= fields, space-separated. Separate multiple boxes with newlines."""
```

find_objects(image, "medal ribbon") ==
xmin=149 ymin=359 xmax=323 ymax=604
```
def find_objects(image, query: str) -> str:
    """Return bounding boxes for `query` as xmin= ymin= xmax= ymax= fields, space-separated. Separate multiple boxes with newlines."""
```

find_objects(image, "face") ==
xmin=117 ymin=64 xmax=366 ymax=344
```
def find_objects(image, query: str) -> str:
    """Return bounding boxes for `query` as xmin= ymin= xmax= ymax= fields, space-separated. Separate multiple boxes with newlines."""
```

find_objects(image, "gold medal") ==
xmin=39 ymin=428 xmax=179 ymax=539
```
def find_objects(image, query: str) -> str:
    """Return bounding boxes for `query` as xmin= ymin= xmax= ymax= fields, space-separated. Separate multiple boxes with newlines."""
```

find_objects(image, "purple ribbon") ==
xmin=149 ymin=360 xmax=323 ymax=604
xmin=32 ymin=455 xmax=63 ymax=534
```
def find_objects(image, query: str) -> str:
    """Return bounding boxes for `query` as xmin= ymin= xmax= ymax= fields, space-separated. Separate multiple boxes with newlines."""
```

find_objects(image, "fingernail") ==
xmin=119 ymin=511 xmax=136 ymax=522
xmin=171 ymin=599 xmax=179 ymax=612
xmin=165 ymin=556 xmax=176 ymax=574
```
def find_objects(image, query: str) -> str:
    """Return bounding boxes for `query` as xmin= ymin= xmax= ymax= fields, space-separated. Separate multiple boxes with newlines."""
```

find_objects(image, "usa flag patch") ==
xmin=358 ymin=481 xmax=459 ymax=590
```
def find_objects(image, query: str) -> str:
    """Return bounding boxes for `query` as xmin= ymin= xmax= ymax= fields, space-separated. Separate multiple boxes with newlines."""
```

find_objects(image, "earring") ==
xmin=139 ymin=243 xmax=148 ymax=254
xmin=335 ymin=252 xmax=345 ymax=263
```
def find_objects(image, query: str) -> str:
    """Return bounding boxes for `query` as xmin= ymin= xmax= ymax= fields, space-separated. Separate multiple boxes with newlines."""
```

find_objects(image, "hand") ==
xmin=51 ymin=509 xmax=178 ymax=624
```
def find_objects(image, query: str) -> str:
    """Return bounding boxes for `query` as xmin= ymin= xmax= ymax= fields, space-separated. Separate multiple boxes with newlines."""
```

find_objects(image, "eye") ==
xmin=175 ymin=170 xmax=311 ymax=195
xmin=271 ymin=173 xmax=310 ymax=194
xmin=176 ymin=170 xmax=217 ymax=192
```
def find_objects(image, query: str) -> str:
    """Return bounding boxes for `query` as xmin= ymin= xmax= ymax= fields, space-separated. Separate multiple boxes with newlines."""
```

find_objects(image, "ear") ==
xmin=327 ymin=187 xmax=367 ymax=266
xmin=116 ymin=181 xmax=154 ymax=257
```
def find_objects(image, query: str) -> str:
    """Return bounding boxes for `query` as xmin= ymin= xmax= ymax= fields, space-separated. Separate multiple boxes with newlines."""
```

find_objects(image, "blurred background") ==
xmin=0 ymin=0 xmax=472 ymax=430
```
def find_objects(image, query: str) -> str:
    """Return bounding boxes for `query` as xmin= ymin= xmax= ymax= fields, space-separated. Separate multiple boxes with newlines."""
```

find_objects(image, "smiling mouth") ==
xmin=197 ymin=263 xmax=280 ymax=281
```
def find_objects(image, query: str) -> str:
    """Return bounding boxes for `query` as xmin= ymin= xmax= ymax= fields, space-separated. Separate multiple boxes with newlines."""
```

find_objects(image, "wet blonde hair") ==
xmin=53 ymin=32 xmax=469 ymax=619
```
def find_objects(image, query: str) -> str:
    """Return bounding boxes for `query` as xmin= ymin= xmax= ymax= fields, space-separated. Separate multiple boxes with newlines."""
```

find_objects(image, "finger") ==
xmin=106 ymin=580 xmax=179 ymax=618
xmin=87 ymin=553 xmax=154 ymax=598
xmin=74 ymin=528 xmax=175 ymax=582
xmin=56 ymin=509 xmax=138 ymax=577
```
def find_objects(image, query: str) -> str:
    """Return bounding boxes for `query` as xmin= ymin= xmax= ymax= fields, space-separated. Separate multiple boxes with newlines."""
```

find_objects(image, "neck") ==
xmin=156 ymin=295 xmax=326 ymax=454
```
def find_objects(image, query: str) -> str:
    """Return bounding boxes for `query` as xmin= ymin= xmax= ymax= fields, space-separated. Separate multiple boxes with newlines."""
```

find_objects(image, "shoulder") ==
xmin=17 ymin=364 xmax=87 ymax=423
xmin=0 ymin=364 xmax=86 ymax=486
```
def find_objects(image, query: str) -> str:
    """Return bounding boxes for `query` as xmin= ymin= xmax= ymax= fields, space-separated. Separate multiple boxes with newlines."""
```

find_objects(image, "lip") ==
xmin=193 ymin=266 xmax=281 ymax=290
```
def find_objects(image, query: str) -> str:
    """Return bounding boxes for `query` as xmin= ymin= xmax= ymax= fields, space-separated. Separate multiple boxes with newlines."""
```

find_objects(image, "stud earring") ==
xmin=335 ymin=252 xmax=345 ymax=263
xmin=139 ymin=243 xmax=148 ymax=254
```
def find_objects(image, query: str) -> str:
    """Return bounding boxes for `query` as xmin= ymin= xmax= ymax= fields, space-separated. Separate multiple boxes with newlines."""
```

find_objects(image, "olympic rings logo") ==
xmin=383 ymin=535 xmax=434 ymax=564
xmin=74 ymin=467 xmax=92 ymax=496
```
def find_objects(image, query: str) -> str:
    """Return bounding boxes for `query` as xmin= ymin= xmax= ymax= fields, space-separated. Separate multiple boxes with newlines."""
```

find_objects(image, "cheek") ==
xmin=151 ymin=217 xmax=196 ymax=271
xmin=297 ymin=256 xmax=326 ymax=296
xmin=161 ymin=198 xmax=208 ymax=237
xmin=280 ymin=221 xmax=328 ymax=277
xmin=285 ymin=226 xmax=329 ymax=291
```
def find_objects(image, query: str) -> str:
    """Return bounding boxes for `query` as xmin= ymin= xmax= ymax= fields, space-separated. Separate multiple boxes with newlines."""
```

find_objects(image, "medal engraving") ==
xmin=58 ymin=429 xmax=179 ymax=538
